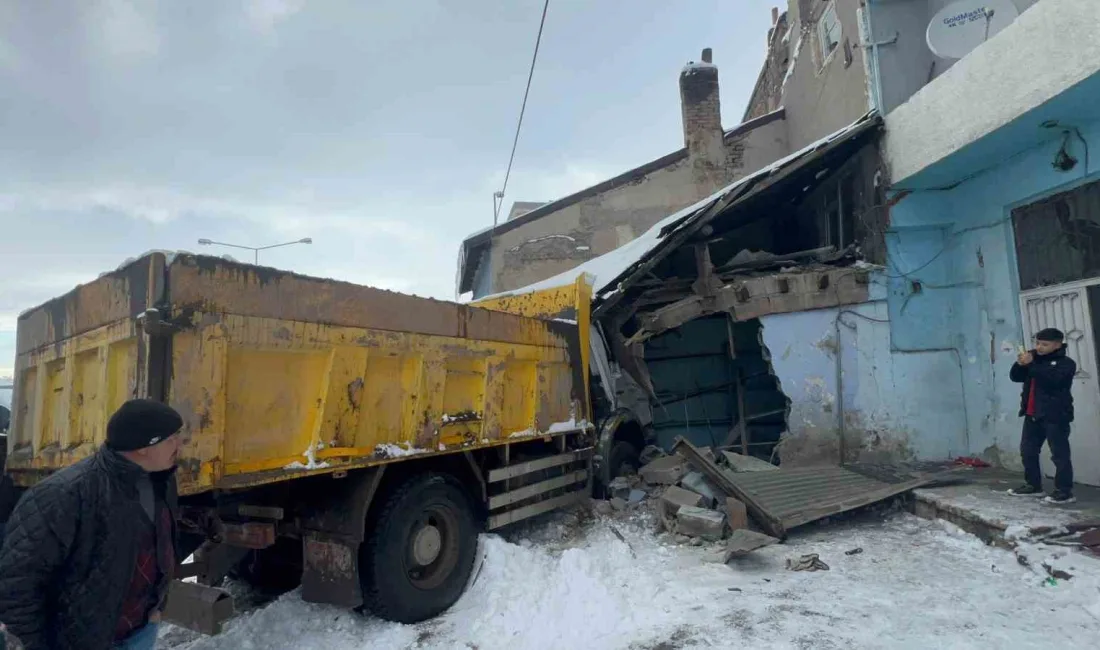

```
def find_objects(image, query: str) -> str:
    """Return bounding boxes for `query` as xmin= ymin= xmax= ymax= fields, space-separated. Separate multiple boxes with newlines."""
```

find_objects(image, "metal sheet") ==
xmin=725 ymin=465 xmax=941 ymax=532
xmin=673 ymin=437 xmax=949 ymax=538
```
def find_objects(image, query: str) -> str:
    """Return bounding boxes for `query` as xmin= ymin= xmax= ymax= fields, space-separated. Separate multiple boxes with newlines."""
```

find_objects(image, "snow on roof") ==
xmin=482 ymin=111 xmax=879 ymax=303
xmin=682 ymin=60 xmax=717 ymax=72
xmin=485 ymin=192 xmax=724 ymax=301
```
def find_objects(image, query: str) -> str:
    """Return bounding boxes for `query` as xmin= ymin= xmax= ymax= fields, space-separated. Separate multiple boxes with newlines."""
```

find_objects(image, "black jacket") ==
xmin=0 ymin=448 xmax=178 ymax=650
xmin=1010 ymin=346 xmax=1076 ymax=423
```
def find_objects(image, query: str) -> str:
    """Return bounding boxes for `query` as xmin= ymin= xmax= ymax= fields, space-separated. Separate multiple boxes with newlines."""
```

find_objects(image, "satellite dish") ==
xmin=926 ymin=0 xmax=1020 ymax=60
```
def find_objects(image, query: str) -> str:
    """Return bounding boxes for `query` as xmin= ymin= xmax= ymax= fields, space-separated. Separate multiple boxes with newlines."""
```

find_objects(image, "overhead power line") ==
xmin=493 ymin=0 xmax=550 ymax=226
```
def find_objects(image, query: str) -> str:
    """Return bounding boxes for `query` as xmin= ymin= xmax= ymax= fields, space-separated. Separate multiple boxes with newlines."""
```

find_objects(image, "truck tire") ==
xmin=595 ymin=440 xmax=641 ymax=498
xmin=608 ymin=440 xmax=640 ymax=478
xmin=360 ymin=473 xmax=478 ymax=624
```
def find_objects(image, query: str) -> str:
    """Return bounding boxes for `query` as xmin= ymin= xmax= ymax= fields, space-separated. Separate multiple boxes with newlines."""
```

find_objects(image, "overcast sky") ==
xmin=0 ymin=0 xmax=776 ymax=382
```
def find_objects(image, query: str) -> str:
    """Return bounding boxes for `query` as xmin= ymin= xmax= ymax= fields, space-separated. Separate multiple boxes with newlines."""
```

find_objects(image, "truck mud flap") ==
xmin=486 ymin=447 xmax=593 ymax=530
xmin=162 ymin=580 xmax=234 ymax=636
xmin=301 ymin=533 xmax=362 ymax=608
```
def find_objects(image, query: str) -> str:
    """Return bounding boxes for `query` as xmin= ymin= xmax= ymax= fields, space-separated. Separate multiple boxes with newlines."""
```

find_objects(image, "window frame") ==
xmin=817 ymin=2 xmax=842 ymax=67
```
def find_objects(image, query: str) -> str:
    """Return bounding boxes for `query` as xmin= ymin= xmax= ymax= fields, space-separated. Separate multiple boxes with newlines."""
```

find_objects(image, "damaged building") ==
xmin=477 ymin=113 xmax=892 ymax=472
xmin=468 ymin=0 xmax=1094 ymax=479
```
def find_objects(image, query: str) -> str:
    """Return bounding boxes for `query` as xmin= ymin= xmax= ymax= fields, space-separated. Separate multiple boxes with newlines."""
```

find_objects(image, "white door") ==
xmin=1019 ymin=283 xmax=1100 ymax=486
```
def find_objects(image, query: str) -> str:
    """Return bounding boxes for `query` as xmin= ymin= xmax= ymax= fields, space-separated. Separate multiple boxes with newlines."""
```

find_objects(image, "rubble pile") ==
xmin=591 ymin=443 xmax=782 ymax=562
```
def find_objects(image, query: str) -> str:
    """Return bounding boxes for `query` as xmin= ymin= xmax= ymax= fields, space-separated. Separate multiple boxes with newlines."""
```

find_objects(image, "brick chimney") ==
xmin=679 ymin=48 xmax=724 ymax=167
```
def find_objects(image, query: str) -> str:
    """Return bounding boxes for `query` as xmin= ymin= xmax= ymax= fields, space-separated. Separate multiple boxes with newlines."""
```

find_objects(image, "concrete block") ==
xmin=627 ymin=489 xmax=647 ymax=504
xmin=660 ymin=485 xmax=705 ymax=517
xmin=725 ymin=497 xmax=748 ymax=532
xmin=724 ymin=529 xmax=780 ymax=561
xmin=681 ymin=471 xmax=720 ymax=508
xmin=721 ymin=450 xmax=778 ymax=473
xmin=610 ymin=497 xmax=627 ymax=511
xmin=676 ymin=506 xmax=726 ymax=541
xmin=607 ymin=476 xmax=633 ymax=500
xmin=639 ymin=455 xmax=688 ymax=485
xmin=591 ymin=499 xmax=613 ymax=516
xmin=639 ymin=445 xmax=666 ymax=465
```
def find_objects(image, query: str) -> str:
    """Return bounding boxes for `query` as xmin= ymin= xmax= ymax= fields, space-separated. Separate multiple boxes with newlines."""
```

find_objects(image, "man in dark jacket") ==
xmin=0 ymin=399 xmax=184 ymax=650
xmin=1008 ymin=328 xmax=1077 ymax=504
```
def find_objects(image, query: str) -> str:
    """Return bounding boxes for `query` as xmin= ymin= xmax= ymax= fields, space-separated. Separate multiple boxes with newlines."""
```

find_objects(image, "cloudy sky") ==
xmin=0 ymin=0 xmax=776 ymax=382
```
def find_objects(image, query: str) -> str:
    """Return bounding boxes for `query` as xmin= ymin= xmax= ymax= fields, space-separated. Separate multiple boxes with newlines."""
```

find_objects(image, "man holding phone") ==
xmin=1008 ymin=328 xmax=1077 ymax=504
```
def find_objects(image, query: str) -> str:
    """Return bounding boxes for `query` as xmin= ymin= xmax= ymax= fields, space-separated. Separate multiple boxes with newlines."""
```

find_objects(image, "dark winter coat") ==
xmin=0 ymin=448 xmax=179 ymax=650
xmin=1010 ymin=346 xmax=1076 ymax=423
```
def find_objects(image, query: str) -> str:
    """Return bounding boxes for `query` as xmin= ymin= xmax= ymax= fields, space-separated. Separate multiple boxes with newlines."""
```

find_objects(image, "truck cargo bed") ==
xmin=6 ymin=253 xmax=590 ymax=495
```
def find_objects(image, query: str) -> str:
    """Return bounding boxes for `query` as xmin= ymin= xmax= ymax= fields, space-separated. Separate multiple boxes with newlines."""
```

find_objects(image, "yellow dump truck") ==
xmin=1 ymin=252 xmax=596 ymax=632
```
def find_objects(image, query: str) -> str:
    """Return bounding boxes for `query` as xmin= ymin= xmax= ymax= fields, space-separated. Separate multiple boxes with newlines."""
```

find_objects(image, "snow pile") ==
xmin=283 ymin=443 xmax=330 ymax=471
xmin=162 ymin=512 xmax=1100 ymax=649
xmin=373 ymin=442 xmax=429 ymax=459
xmin=115 ymin=249 xmax=191 ymax=271
xmin=511 ymin=415 xmax=591 ymax=438
xmin=682 ymin=60 xmax=717 ymax=72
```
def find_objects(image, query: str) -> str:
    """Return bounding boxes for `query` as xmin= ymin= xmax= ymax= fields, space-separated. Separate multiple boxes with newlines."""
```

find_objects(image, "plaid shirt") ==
xmin=114 ymin=505 xmax=175 ymax=641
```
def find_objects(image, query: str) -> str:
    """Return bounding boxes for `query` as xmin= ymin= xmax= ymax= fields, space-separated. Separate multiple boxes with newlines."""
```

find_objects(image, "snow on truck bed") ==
xmin=161 ymin=510 xmax=1100 ymax=650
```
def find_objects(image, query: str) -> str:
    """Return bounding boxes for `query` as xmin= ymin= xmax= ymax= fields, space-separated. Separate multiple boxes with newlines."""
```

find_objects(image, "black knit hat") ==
xmin=1036 ymin=328 xmax=1065 ymax=342
xmin=106 ymin=399 xmax=183 ymax=452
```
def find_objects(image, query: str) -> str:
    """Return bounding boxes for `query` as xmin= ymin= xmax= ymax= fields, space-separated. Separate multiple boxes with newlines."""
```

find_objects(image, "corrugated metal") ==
xmin=724 ymin=465 xmax=917 ymax=530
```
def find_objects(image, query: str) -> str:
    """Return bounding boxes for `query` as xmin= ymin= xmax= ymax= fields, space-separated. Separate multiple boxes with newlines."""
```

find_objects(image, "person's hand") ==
xmin=1018 ymin=351 xmax=1034 ymax=366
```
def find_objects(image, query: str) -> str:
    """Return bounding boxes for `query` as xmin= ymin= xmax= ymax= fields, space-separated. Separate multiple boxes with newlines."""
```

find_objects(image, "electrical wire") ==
xmin=493 ymin=0 xmax=550 ymax=225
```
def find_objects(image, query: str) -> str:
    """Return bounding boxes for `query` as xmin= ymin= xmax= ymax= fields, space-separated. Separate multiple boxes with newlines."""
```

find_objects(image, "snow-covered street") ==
xmin=161 ymin=508 xmax=1100 ymax=650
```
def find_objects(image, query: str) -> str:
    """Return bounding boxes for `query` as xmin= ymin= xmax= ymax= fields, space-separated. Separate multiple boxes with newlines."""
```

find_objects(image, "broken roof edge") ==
xmin=480 ymin=110 xmax=881 ymax=305
xmin=595 ymin=111 xmax=882 ymax=311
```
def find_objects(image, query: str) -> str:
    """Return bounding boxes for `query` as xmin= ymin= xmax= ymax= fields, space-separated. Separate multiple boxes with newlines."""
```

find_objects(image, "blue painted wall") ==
xmin=886 ymin=116 xmax=1100 ymax=468
xmin=761 ymin=279 xmax=969 ymax=465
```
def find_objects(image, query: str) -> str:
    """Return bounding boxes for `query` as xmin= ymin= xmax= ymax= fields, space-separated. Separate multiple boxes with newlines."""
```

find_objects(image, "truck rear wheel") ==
xmin=360 ymin=473 xmax=478 ymax=623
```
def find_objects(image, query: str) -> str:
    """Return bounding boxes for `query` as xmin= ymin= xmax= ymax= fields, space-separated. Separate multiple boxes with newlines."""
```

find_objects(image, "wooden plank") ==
xmin=672 ymin=436 xmax=787 ymax=539
xmin=487 ymin=449 xmax=590 ymax=483
xmin=487 ymin=488 xmax=588 ymax=530
xmin=488 ymin=470 xmax=588 ymax=510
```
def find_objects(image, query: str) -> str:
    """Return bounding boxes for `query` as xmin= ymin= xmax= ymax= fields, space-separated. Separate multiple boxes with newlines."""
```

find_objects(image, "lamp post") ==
xmin=197 ymin=237 xmax=312 ymax=264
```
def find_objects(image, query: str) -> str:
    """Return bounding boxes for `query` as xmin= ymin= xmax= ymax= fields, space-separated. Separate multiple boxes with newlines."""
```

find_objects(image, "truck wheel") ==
xmin=594 ymin=440 xmax=640 ymax=498
xmin=608 ymin=440 xmax=640 ymax=478
xmin=360 ymin=473 xmax=478 ymax=623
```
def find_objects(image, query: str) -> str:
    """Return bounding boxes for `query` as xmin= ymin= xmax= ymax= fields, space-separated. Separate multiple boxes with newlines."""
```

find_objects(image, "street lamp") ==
xmin=197 ymin=237 xmax=312 ymax=264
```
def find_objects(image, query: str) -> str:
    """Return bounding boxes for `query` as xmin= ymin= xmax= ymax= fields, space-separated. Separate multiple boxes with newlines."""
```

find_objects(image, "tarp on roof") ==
xmin=482 ymin=110 xmax=881 ymax=304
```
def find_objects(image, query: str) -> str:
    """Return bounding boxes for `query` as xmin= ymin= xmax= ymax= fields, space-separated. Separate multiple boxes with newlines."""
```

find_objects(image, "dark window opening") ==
xmin=1014 ymin=178 xmax=1100 ymax=290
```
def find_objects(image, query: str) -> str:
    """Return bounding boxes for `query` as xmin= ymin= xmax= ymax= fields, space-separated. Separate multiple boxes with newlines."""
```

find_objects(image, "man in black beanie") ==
xmin=0 ymin=399 xmax=184 ymax=650
xmin=1009 ymin=328 xmax=1077 ymax=504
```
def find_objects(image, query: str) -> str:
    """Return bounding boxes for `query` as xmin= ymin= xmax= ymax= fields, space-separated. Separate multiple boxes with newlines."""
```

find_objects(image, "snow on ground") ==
xmin=161 ymin=510 xmax=1100 ymax=650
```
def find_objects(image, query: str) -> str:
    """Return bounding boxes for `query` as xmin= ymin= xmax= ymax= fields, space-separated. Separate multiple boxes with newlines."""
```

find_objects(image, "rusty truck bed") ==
xmin=6 ymin=253 xmax=591 ymax=495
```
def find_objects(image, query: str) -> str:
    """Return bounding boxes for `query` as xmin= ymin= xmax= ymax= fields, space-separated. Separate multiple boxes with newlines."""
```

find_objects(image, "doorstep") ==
xmin=912 ymin=468 xmax=1100 ymax=547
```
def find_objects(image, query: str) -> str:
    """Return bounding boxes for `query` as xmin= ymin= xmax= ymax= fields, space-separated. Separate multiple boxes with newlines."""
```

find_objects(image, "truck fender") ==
xmin=595 ymin=409 xmax=644 ymax=488
xmin=298 ymin=466 xmax=385 ymax=608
